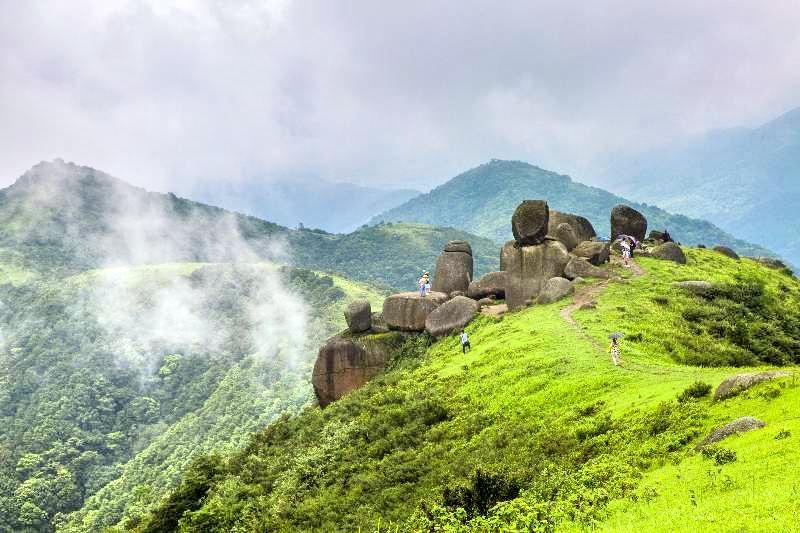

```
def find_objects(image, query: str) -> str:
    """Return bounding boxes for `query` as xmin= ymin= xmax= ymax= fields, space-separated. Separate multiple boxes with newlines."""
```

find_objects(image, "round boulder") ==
xmin=611 ymin=204 xmax=648 ymax=241
xmin=700 ymin=416 xmax=766 ymax=447
xmin=382 ymin=291 xmax=449 ymax=331
xmin=344 ymin=299 xmax=372 ymax=333
xmin=564 ymin=256 xmax=611 ymax=280
xmin=549 ymin=210 xmax=597 ymax=243
xmin=714 ymin=371 xmax=791 ymax=400
xmin=553 ymin=222 xmax=579 ymax=251
xmin=535 ymin=277 xmax=574 ymax=304
xmin=425 ymin=296 xmax=479 ymax=337
xmin=467 ymin=271 xmax=507 ymax=300
xmin=648 ymin=229 xmax=673 ymax=243
xmin=572 ymin=240 xmax=611 ymax=266
xmin=713 ymin=245 xmax=740 ymax=260
xmin=652 ymin=242 xmax=687 ymax=264
xmin=512 ymin=200 xmax=550 ymax=246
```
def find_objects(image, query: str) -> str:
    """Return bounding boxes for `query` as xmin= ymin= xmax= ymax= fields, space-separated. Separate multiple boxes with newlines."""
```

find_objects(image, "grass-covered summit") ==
xmin=133 ymin=249 xmax=799 ymax=532
xmin=372 ymin=159 xmax=774 ymax=258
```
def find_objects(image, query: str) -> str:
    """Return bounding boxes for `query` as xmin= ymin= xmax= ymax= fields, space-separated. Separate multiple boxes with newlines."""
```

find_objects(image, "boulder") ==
xmin=648 ymin=229 xmax=673 ymax=243
xmin=697 ymin=244 xmax=707 ymax=249
xmin=344 ymin=299 xmax=372 ymax=333
xmin=432 ymin=241 xmax=474 ymax=294
xmin=312 ymin=332 xmax=406 ymax=407
xmin=611 ymin=204 xmax=648 ymax=241
xmin=501 ymin=240 xmax=570 ymax=310
xmin=382 ymin=291 xmax=449 ymax=331
xmin=713 ymin=245 xmax=740 ymax=260
xmin=467 ymin=271 xmax=507 ymax=300
xmin=425 ymin=296 xmax=480 ymax=337
xmin=672 ymin=280 xmax=713 ymax=296
xmin=714 ymin=371 xmax=791 ymax=400
xmin=370 ymin=312 xmax=389 ymax=333
xmin=564 ymin=256 xmax=612 ymax=280
xmin=450 ymin=290 xmax=465 ymax=298
xmin=572 ymin=240 xmax=611 ymax=266
xmin=511 ymin=200 xmax=549 ymax=245
xmin=699 ymin=416 xmax=766 ymax=447
xmin=477 ymin=297 xmax=495 ymax=308
xmin=549 ymin=210 xmax=597 ymax=243
xmin=553 ymin=222 xmax=579 ymax=251
xmin=535 ymin=277 xmax=574 ymax=304
xmin=652 ymin=242 xmax=687 ymax=264
xmin=748 ymin=256 xmax=788 ymax=270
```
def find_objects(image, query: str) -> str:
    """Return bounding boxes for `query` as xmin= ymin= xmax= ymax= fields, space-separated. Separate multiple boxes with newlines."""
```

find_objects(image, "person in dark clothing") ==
xmin=460 ymin=330 xmax=471 ymax=353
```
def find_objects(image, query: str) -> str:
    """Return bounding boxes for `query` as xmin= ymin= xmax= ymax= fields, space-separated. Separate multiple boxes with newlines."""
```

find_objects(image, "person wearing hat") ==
xmin=418 ymin=271 xmax=431 ymax=297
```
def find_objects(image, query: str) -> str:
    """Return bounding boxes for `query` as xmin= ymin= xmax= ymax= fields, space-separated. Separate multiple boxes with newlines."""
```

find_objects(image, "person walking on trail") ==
xmin=619 ymin=238 xmax=632 ymax=268
xmin=460 ymin=329 xmax=471 ymax=353
xmin=608 ymin=337 xmax=621 ymax=366
xmin=418 ymin=271 xmax=431 ymax=297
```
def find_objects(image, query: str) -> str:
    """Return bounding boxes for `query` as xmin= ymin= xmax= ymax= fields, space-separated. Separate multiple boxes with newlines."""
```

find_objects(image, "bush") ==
xmin=677 ymin=381 xmax=712 ymax=403
xmin=700 ymin=446 xmax=737 ymax=466
xmin=442 ymin=469 xmax=521 ymax=520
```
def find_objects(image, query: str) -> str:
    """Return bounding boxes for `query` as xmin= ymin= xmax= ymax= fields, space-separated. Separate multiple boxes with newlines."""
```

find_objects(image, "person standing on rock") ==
xmin=460 ymin=329 xmax=471 ymax=353
xmin=419 ymin=271 xmax=430 ymax=297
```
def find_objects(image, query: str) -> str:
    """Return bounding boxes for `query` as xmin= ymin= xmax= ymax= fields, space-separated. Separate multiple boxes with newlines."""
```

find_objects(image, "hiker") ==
xmin=619 ymin=238 xmax=631 ymax=267
xmin=608 ymin=337 xmax=621 ymax=366
xmin=418 ymin=271 xmax=431 ymax=297
xmin=460 ymin=329 xmax=471 ymax=353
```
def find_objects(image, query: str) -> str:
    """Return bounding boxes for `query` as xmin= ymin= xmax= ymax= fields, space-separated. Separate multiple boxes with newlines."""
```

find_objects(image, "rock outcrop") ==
xmin=425 ymin=296 xmax=479 ymax=337
xmin=648 ymin=229 xmax=673 ymax=243
xmin=564 ymin=257 xmax=612 ymax=279
xmin=610 ymin=204 xmax=648 ymax=241
xmin=549 ymin=211 xmax=596 ymax=243
xmin=652 ymin=242 xmax=687 ymax=264
xmin=552 ymin=222 xmax=579 ymax=251
xmin=535 ymin=277 xmax=574 ymax=304
xmin=511 ymin=200 xmax=549 ymax=245
xmin=672 ymin=280 xmax=713 ymax=296
xmin=713 ymin=245 xmax=740 ymax=260
xmin=699 ymin=416 xmax=766 ymax=446
xmin=432 ymin=240 xmax=474 ymax=294
xmin=344 ymin=299 xmax=372 ymax=333
xmin=467 ymin=271 xmax=507 ymax=300
xmin=382 ymin=291 xmax=448 ymax=331
xmin=572 ymin=240 xmax=610 ymax=266
xmin=749 ymin=256 xmax=788 ymax=270
xmin=501 ymin=239 xmax=570 ymax=310
xmin=312 ymin=332 xmax=406 ymax=407
xmin=714 ymin=371 xmax=791 ymax=400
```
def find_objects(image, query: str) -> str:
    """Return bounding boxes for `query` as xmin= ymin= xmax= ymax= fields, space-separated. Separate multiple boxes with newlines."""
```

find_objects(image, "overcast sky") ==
xmin=2 ymin=0 xmax=800 ymax=192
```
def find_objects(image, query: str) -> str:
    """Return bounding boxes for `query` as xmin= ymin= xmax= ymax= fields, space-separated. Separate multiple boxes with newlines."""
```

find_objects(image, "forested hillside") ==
xmin=372 ymin=159 xmax=774 ymax=258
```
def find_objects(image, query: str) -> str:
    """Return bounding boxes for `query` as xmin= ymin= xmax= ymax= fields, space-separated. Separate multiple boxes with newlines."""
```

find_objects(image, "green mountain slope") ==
xmin=372 ymin=159 xmax=774 ymax=258
xmin=135 ymin=250 xmax=799 ymax=531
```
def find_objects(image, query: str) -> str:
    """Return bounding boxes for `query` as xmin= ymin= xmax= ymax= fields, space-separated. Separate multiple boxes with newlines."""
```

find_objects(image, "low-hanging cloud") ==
xmin=2 ymin=0 xmax=800 ymax=190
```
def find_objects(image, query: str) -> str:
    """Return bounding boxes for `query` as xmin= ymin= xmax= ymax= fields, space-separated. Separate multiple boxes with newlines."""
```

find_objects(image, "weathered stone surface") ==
xmin=477 ymin=297 xmax=495 ymax=308
xmin=312 ymin=332 xmax=405 ymax=407
xmin=501 ymin=240 xmax=570 ymax=310
xmin=467 ymin=271 xmax=507 ymax=300
xmin=511 ymin=200 xmax=549 ymax=245
xmin=564 ymin=256 xmax=612 ymax=280
xmin=652 ymin=242 xmax=687 ymax=264
xmin=714 ymin=371 xmax=791 ymax=400
xmin=370 ymin=312 xmax=389 ymax=333
xmin=549 ymin=211 xmax=596 ymax=243
xmin=553 ymin=222 xmax=579 ymax=251
xmin=713 ymin=245 xmax=740 ymax=260
xmin=382 ymin=291 xmax=448 ymax=331
xmin=648 ymin=229 xmax=673 ymax=243
xmin=425 ymin=296 xmax=479 ymax=337
xmin=572 ymin=240 xmax=611 ymax=266
xmin=748 ymin=256 xmax=788 ymax=270
xmin=672 ymin=280 xmax=713 ymax=295
xmin=700 ymin=416 xmax=766 ymax=446
xmin=432 ymin=242 xmax=474 ymax=294
xmin=344 ymin=299 xmax=372 ymax=333
xmin=611 ymin=204 xmax=648 ymax=241
xmin=536 ymin=277 xmax=574 ymax=304
xmin=450 ymin=290 xmax=465 ymax=298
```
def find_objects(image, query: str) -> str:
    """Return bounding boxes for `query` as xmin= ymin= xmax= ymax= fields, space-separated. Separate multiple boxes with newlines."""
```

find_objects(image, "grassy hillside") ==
xmin=372 ymin=159 xmax=775 ymax=258
xmin=136 ymin=249 xmax=799 ymax=531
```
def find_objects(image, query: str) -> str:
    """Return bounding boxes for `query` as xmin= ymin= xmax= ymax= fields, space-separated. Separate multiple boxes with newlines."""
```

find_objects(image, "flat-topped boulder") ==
xmin=713 ymin=245 xmax=740 ymax=260
xmin=467 ymin=271 xmax=507 ymax=300
xmin=432 ymin=241 xmax=473 ymax=294
xmin=501 ymin=239 xmax=570 ymax=310
xmin=344 ymin=299 xmax=372 ymax=333
xmin=572 ymin=240 xmax=610 ymax=266
xmin=652 ymin=242 xmax=687 ymax=264
xmin=611 ymin=204 xmax=647 ymax=241
xmin=382 ymin=291 xmax=449 ymax=331
xmin=549 ymin=210 xmax=597 ymax=243
xmin=425 ymin=296 xmax=479 ymax=337
xmin=512 ymin=200 xmax=549 ymax=245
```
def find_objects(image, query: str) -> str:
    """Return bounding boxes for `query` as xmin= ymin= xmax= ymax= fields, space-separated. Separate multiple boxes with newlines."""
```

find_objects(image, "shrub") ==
xmin=677 ymin=381 xmax=712 ymax=403
xmin=775 ymin=429 xmax=791 ymax=440
xmin=700 ymin=446 xmax=737 ymax=466
xmin=442 ymin=469 xmax=521 ymax=520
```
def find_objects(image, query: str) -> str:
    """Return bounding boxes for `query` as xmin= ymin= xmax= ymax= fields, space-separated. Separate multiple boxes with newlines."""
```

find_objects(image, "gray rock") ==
xmin=713 ymin=245 xmax=740 ymax=260
xmin=748 ymin=256 xmax=788 ymax=270
xmin=672 ymin=280 xmax=713 ymax=296
xmin=564 ymin=256 xmax=612 ymax=280
xmin=511 ymin=200 xmax=549 ymax=245
xmin=344 ymin=299 xmax=372 ymax=333
xmin=572 ymin=240 xmax=611 ymax=266
xmin=370 ymin=312 xmax=389 ymax=333
xmin=450 ymin=290 xmax=465 ymax=298
xmin=467 ymin=271 xmax=507 ymax=300
xmin=549 ymin=210 xmax=597 ymax=243
xmin=425 ymin=296 xmax=480 ymax=337
xmin=535 ymin=277 xmax=574 ymax=304
xmin=477 ymin=297 xmax=495 ymax=308
xmin=648 ymin=229 xmax=673 ymax=243
xmin=611 ymin=204 xmax=648 ymax=241
xmin=444 ymin=240 xmax=473 ymax=254
xmin=432 ymin=242 xmax=474 ymax=294
xmin=652 ymin=242 xmax=687 ymax=264
xmin=700 ymin=416 xmax=766 ymax=446
xmin=382 ymin=291 xmax=449 ymax=331
xmin=714 ymin=371 xmax=791 ymax=400
xmin=553 ymin=222 xmax=579 ymax=251
xmin=501 ymin=239 xmax=570 ymax=310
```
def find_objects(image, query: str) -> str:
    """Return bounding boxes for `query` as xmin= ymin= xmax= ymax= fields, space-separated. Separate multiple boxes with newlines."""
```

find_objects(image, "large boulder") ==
xmin=652 ymin=242 xmax=687 ymax=264
xmin=432 ymin=241 xmax=474 ymax=294
xmin=501 ymin=240 xmax=570 ymax=310
xmin=511 ymin=200 xmax=549 ymax=245
xmin=564 ymin=257 xmax=612 ymax=280
xmin=535 ymin=277 xmax=574 ymax=304
xmin=467 ymin=271 xmax=507 ymax=300
xmin=572 ymin=240 xmax=610 ymax=266
xmin=553 ymin=222 xmax=579 ymax=252
xmin=549 ymin=210 xmax=596 ymax=243
xmin=425 ymin=296 xmax=479 ymax=337
xmin=713 ymin=245 xmax=740 ymax=260
xmin=370 ymin=312 xmax=389 ymax=333
xmin=714 ymin=371 xmax=791 ymax=400
xmin=312 ymin=332 xmax=406 ymax=407
xmin=610 ymin=204 xmax=648 ymax=241
xmin=382 ymin=291 xmax=449 ymax=331
xmin=344 ymin=299 xmax=372 ymax=333
xmin=699 ymin=416 xmax=766 ymax=447
xmin=648 ymin=229 xmax=673 ymax=243
xmin=748 ymin=256 xmax=788 ymax=270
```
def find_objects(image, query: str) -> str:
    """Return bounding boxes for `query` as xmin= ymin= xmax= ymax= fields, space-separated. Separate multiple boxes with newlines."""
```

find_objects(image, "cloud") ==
xmin=2 ymin=0 xmax=799 ymax=191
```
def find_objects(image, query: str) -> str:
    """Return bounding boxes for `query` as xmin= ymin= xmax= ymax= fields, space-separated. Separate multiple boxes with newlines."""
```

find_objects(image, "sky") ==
xmin=2 ymin=0 xmax=800 ymax=192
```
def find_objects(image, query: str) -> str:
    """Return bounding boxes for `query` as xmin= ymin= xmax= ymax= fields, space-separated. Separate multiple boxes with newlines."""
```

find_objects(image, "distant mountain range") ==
xmin=189 ymin=177 xmax=420 ymax=233
xmin=372 ymin=159 xmax=774 ymax=258
xmin=602 ymin=106 xmax=800 ymax=265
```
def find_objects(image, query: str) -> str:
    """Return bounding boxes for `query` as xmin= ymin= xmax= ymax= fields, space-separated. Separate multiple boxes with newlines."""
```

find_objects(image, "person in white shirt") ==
xmin=460 ymin=330 xmax=471 ymax=353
